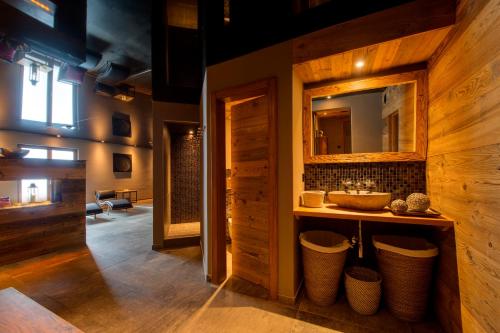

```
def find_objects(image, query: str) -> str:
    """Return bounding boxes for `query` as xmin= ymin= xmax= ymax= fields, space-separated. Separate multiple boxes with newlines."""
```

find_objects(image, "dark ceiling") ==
xmin=86 ymin=0 xmax=152 ymax=93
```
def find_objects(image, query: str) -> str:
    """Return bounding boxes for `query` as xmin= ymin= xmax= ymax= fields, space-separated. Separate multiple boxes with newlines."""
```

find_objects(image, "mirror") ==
xmin=303 ymin=69 xmax=427 ymax=163
xmin=312 ymin=82 xmax=415 ymax=155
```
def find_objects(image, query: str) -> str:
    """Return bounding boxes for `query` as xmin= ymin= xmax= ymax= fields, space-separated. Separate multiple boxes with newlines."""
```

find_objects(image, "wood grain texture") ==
xmin=0 ymin=288 xmax=82 ymax=332
xmin=231 ymin=96 xmax=271 ymax=289
xmin=210 ymin=78 xmax=278 ymax=299
xmin=294 ymin=27 xmax=451 ymax=84
xmin=292 ymin=0 xmax=455 ymax=64
xmin=0 ymin=160 xmax=86 ymax=265
xmin=0 ymin=159 xmax=85 ymax=181
xmin=294 ymin=205 xmax=453 ymax=228
xmin=303 ymin=69 xmax=428 ymax=163
xmin=427 ymin=0 xmax=500 ymax=332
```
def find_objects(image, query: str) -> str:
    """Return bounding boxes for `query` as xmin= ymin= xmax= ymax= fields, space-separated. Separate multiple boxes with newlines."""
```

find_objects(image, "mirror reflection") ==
xmin=312 ymin=82 xmax=415 ymax=155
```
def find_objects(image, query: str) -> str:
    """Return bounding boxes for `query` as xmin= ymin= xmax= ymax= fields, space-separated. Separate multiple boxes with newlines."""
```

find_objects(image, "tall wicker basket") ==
xmin=373 ymin=235 xmax=439 ymax=322
xmin=345 ymin=266 xmax=382 ymax=315
xmin=300 ymin=231 xmax=350 ymax=306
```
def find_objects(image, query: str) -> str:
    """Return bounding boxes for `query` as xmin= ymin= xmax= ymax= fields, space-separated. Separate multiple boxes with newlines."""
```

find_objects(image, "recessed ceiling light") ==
xmin=326 ymin=96 xmax=332 ymax=99
xmin=355 ymin=60 xmax=365 ymax=69
xmin=56 ymin=134 xmax=61 ymax=138
xmin=100 ymin=140 xmax=105 ymax=143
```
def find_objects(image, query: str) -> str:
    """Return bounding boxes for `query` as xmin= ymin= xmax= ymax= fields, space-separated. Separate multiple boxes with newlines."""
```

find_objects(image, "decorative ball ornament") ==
xmin=390 ymin=199 xmax=408 ymax=213
xmin=406 ymin=193 xmax=431 ymax=212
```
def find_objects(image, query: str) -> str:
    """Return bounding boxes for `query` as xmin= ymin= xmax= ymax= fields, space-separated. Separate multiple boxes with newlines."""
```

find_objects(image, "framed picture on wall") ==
xmin=112 ymin=112 xmax=132 ymax=137
xmin=113 ymin=153 xmax=132 ymax=173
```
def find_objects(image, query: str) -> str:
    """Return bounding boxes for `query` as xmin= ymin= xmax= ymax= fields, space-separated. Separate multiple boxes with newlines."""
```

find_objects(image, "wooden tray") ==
xmin=391 ymin=208 xmax=441 ymax=217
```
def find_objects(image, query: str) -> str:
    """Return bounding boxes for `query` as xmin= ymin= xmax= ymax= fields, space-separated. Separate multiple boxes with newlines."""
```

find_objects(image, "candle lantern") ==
xmin=27 ymin=183 xmax=38 ymax=203
xmin=29 ymin=63 xmax=40 ymax=86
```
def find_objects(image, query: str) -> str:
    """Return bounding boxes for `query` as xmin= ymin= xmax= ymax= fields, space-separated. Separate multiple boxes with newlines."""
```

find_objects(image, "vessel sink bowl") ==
xmin=327 ymin=191 xmax=391 ymax=211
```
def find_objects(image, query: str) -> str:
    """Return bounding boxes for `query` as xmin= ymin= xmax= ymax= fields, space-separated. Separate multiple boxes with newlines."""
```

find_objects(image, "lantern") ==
xmin=27 ymin=183 xmax=38 ymax=203
xmin=29 ymin=63 xmax=40 ymax=86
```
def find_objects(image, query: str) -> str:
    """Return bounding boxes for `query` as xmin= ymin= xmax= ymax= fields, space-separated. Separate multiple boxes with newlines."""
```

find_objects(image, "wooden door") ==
xmin=230 ymin=95 xmax=273 ymax=290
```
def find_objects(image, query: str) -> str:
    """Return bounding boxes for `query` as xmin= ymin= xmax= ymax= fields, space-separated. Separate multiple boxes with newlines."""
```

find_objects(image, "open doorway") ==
xmin=210 ymin=78 xmax=278 ymax=299
xmin=163 ymin=122 xmax=201 ymax=247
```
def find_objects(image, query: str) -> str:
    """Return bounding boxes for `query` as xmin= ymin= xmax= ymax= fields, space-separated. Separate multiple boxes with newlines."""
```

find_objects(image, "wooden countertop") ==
xmin=294 ymin=205 xmax=454 ymax=228
xmin=0 ymin=287 xmax=82 ymax=332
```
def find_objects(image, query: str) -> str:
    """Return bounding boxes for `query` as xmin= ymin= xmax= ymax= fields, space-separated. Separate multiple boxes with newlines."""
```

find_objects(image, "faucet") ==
xmin=354 ymin=181 xmax=363 ymax=194
xmin=341 ymin=180 xmax=352 ymax=193
xmin=365 ymin=179 xmax=376 ymax=193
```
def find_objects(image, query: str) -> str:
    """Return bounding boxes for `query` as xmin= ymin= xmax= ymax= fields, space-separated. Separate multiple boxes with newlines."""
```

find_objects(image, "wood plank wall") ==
xmin=0 ymin=160 xmax=86 ymax=265
xmin=427 ymin=0 xmax=500 ymax=332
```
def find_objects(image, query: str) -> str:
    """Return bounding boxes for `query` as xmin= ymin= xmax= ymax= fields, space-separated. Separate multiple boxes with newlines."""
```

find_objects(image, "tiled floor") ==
xmin=0 ymin=202 xmax=442 ymax=332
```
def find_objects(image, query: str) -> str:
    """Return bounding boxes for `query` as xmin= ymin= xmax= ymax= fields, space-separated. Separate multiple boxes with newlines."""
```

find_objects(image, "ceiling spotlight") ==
xmin=56 ymin=134 xmax=61 ymax=138
xmin=355 ymin=60 xmax=365 ymax=69
xmin=326 ymin=96 xmax=332 ymax=100
xmin=188 ymin=129 xmax=194 ymax=135
xmin=100 ymin=140 xmax=105 ymax=143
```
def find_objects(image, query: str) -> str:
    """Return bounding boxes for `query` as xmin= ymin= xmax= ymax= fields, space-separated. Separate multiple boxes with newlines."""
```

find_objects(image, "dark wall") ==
xmin=170 ymin=131 xmax=200 ymax=224
xmin=304 ymin=162 xmax=426 ymax=200
xmin=0 ymin=61 xmax=153 ymax=147
xmin=0 ymin=0 xmax=86 ymax=65
xmin=200 ymin=0 xmax=415 ymax=66
xmin=152 ymin=1 xmax=202 ymax=104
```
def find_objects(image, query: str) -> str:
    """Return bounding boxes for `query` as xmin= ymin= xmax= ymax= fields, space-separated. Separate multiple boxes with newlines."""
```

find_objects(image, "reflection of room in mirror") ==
xmin=312 ymin=82 xmax=415 ymax=155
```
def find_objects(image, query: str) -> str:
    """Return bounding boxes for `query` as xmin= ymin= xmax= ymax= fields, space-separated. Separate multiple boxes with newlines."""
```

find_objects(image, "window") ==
xmin=20 ymin=145 xmax=77 ymax=160
xmin=18 ymin=145 xmax=76 ymax=203
xmin=51 ymin=149 xmax=75 ymax=160
xmin=21 ymin=179 xmax=48 ymax=203
xmin=21 ymin=64 xmax=76 ymax=126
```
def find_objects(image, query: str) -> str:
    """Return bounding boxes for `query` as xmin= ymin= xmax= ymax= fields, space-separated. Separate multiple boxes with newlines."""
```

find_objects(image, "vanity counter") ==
xmin=294 ymin=205 xmax=453 ymax=228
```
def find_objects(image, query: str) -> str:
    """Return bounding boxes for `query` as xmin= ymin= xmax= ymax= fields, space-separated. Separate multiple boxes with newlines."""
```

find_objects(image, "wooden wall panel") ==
xmin=427 ymin=0 xmax=500 ymax=332
xmin=0 ymin=160 xmax=86 ymax=265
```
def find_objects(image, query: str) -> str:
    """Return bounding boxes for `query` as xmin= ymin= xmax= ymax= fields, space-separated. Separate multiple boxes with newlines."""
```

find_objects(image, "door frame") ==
xmin=209 ymin=77 xmax=278 ymax=299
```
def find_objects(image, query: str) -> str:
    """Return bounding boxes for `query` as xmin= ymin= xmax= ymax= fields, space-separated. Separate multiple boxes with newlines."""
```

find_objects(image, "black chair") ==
xmin=95 ymin=190 xmax=133 ymax=213
xmin=86 ymin=203 xmax=103 ymax=218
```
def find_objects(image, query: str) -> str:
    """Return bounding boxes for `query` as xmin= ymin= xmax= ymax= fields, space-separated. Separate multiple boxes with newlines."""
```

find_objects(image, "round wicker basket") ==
xmin=373 ymin=235 xmax=438 ymax=322
xmin=300 ymin=231 xmax=350 ymax=306
xmin=345 ymin=266 xmax=382 ymax=315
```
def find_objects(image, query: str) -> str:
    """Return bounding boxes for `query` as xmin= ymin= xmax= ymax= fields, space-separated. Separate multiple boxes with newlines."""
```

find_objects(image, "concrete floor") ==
xmin=0 ymin=203 xmax=442 ymax=332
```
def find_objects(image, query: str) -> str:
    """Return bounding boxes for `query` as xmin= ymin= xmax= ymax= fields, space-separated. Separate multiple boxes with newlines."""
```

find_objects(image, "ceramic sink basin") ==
xmin=327 ymin=190 xmax=391 ymax=211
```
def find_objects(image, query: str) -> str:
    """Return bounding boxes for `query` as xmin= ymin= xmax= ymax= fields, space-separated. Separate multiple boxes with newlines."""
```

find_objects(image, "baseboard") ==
xmin=163 ymin=235 xmax=201 ymax=249
xmin=278 ymin=278 xmax=304 ymax=305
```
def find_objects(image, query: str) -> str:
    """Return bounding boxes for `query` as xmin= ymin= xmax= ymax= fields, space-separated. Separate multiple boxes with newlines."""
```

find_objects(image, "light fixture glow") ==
xmin=56 ymin=134 xmax=61 ymax=138
xmin=30 ymin=0 xmax=51 ymax=12
xmin=355 ymin=60 xmax=365 ymax=69
xmin=326 ymin=96 xmax=332 ymax=99
xmin=100 ymin=140 xmax=105 ymax=143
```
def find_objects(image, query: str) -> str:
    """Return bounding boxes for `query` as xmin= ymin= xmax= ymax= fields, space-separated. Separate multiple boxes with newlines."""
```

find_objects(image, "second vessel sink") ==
xmin=328 ymin=191 xmax=391 ymax=211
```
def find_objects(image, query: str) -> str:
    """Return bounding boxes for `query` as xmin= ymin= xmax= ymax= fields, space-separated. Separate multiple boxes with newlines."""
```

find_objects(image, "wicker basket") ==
xmin=373 ymin=235 xmax=438 ymax=322
xmin=345 ymin=266 xmax=382 ymax=315
xmin=300 ymin=231 xmax=350 ymax=306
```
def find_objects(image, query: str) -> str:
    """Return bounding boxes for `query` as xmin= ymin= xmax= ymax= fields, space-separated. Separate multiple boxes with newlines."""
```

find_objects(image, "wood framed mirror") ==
xmin=303 ymin=69 xmax=427 ymax=163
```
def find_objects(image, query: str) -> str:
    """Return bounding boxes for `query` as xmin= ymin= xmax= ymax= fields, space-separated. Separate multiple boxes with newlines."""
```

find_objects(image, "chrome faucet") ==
xmin=354 ymin=181 xmax=363 ymax=194
xmin=365 ymin=180 xmax=376 ymax=193
xmin=341 ymin=180 xmax=352 ymax=193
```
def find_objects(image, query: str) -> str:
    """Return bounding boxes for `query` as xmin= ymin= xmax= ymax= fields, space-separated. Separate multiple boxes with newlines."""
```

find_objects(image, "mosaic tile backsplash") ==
xmin=304 ymin=162 xmax=426 ymax=200
xmin=171 ymin=132 xmax=200 ymax=224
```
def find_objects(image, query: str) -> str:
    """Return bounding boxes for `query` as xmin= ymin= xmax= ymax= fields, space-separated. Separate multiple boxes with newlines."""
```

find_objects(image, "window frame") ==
xmin=21 ymin=63 xmax=78 ymax=127
xmin=18 ymin=144 xmax=78 ymax=160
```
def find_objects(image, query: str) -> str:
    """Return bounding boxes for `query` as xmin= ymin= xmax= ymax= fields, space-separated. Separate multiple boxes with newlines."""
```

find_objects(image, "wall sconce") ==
xmin=27 ymin=183 xmax=38 ymax=203
xmin=29 ymin=63 xmax=40 ymax=85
